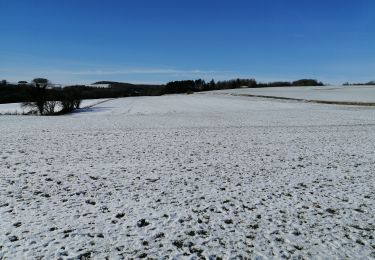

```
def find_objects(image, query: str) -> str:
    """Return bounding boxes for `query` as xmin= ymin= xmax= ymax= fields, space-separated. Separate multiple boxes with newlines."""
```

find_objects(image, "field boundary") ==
xmin=80 ymin=98 xmax=117 ymax=110
xmin=231 ymin=93 xmax=375 ymax=106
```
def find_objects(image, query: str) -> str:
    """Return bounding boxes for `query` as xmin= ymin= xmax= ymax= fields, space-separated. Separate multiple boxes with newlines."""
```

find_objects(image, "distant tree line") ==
xmin=0 ymin=77 xmax=326 ymax=115
xmin=164 ymin=78 xmax=322 ymax=94
xmin=343 ymin=81 xmax=375 ymax=86
xmin=164 ymin=79 xmax=258 ymax=94
xmin=257 ymin=79 xmax=324 ymax=87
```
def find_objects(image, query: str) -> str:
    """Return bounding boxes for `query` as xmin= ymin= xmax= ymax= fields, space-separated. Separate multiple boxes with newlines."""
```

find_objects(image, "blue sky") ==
xmin=0 ymin=0 xmax=374 ymax=84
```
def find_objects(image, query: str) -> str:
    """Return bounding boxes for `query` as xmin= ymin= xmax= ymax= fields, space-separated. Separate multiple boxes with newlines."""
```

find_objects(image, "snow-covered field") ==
xmin=0 ymin=99 xmax=111 ymax=115
xmin=215 ymin=85 xmax=375 ymax=103
xmin=0 ymin=102 xmax=31 ymax=115
xmin=1 ymin=92 xmax=375 ymax=259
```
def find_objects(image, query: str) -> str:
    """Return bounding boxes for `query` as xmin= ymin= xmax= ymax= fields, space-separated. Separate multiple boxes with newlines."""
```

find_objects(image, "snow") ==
xmin=0 ymin=92 xmax=375 ymax=259
xmin=214 ymin=85 xmax=375 ymax=103
xmin=88 ymin=84 xmax=111 ymax=88
xmin=79 ymin=99 xmax=113 ymax=109
xmin=0 ymin=102 xmax=31 ymax=115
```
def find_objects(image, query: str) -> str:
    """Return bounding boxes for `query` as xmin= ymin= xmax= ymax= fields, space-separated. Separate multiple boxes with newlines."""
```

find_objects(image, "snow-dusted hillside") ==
xmin=215 ymin=85 xmax=375 ymax=103
xmin=0 ymin=92 xmax=374 ymax=259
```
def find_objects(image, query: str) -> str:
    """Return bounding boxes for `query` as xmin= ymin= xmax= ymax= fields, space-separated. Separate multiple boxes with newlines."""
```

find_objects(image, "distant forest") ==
xmin=0 ymin=78 xmax=324 ymax=107
xmin=343 ymin=81 xmax=375 ymax=86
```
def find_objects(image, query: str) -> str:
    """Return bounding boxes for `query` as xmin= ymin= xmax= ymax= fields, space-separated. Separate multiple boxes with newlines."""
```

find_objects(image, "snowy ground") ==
xmin=214 ymin=85 xmax=375 ymax=103
xmin=0 ymin=103 xmax=31 ymax=115
xmin=0 ymin=99 xmax=111 ymax=115
xmin=0 ymin=92 xmax=375 ymax=259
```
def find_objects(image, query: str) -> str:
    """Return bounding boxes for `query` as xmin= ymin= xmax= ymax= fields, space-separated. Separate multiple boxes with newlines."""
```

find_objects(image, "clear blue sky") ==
xmin=0 ymin=0 xmax=374 ymax=84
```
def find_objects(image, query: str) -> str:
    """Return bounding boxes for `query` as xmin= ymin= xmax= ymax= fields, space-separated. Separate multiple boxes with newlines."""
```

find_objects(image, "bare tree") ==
xmin=59 ymin=87 xmax=82 ymax=113
xmin=74 ymin=99 xmax=82 ymax=109
xmin=22 ymin=78 xmax=50 ymax=115
xmin=44 ymin=100 xmax=58 ymax=115
xmin=21 ymin=102 xmax=38 ymax=114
